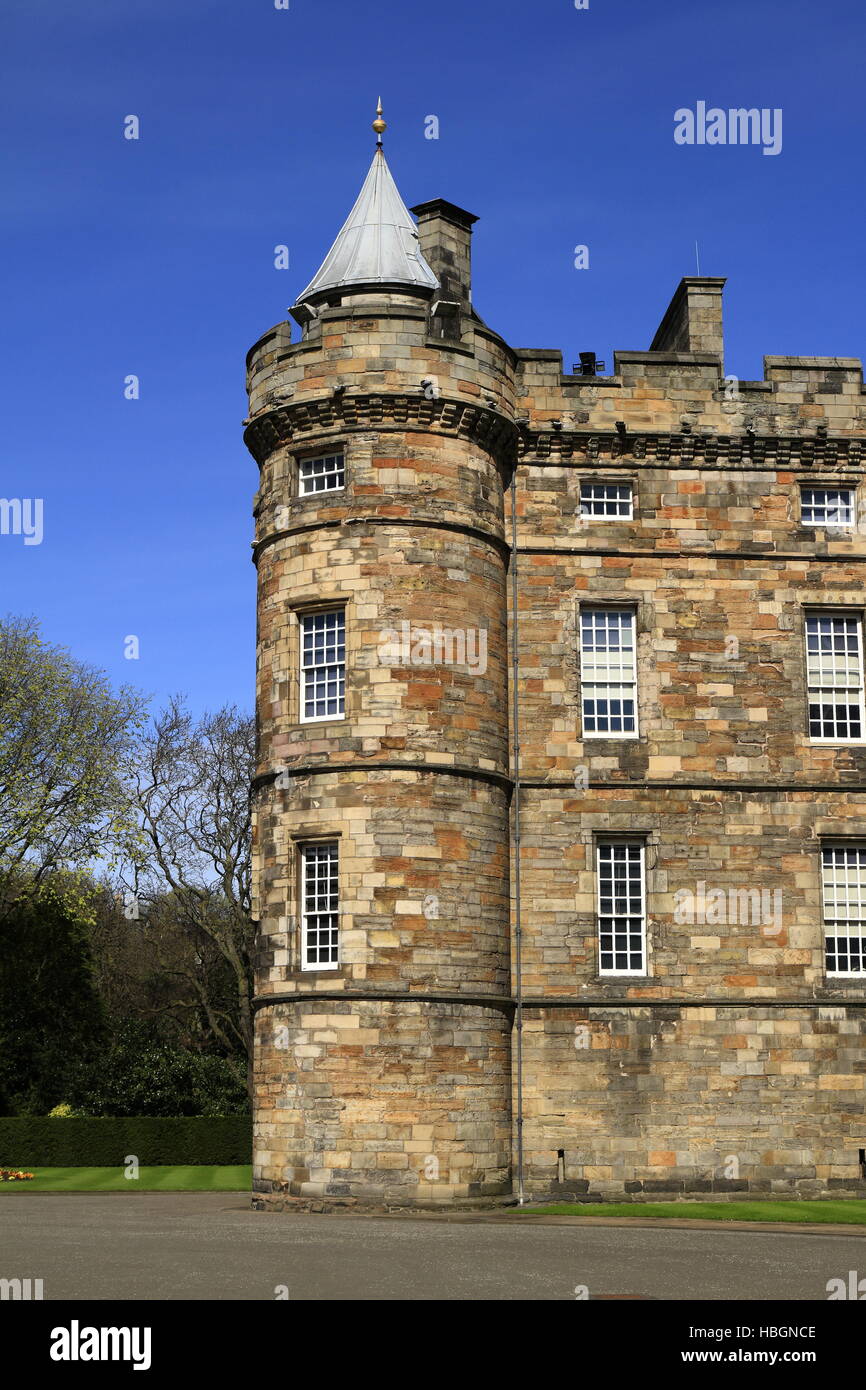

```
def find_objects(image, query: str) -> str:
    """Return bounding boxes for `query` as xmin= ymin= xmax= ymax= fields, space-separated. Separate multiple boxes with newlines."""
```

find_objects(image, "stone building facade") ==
xmin=245 ymin=125 xmax=866 ymax=1208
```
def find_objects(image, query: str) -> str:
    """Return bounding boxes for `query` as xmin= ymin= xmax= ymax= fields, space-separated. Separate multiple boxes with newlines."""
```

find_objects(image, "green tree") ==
xmin=69 ymin=1021 xmax=248 ymax=1117
xmin=0 ymin=884 xmax=106 ymax=1115
xmin=0 ymin=616 xmax=147 ymax=913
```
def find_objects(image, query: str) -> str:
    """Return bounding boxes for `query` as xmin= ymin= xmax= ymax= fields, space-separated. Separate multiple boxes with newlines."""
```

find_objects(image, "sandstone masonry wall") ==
xmin=247 ymin=270 xmax=866 ymax=1207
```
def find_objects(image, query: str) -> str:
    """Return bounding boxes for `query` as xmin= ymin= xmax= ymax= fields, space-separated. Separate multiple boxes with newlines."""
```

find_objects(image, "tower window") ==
xmin=580 ymin=608 xmax=638 ymax=737
xmin=580 ymin=482 xmax=633 ymax=519
xmin=596 ymin=841 xmax=647 ymax=976
xmin=806 ymin=612 xmax=865 ymax=742
xmin=301 ymin=841 xmax=340 ymax=971
xmin=821 ymin=844 xmax=866 ymax=978
xmin=801 ymin=486 xmax=854 ymax=527
xmin=299 ymin=452 xmax=345 ymax=495
xmin=300 ymin=609 xmax=345 ymax=722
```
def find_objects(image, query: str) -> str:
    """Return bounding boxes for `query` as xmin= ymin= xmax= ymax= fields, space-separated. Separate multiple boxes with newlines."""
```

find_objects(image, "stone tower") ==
xmin=246 ymin=107 xmax=518 ymax=1207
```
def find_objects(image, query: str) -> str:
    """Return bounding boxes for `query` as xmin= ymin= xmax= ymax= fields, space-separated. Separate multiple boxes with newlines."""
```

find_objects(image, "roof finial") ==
xmin=372 ymin=96 xmax=387 ymax=147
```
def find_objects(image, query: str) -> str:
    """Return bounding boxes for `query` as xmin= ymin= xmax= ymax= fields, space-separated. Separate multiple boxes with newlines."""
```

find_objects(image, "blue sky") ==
xmin=2 ymin=0 xmax=864 ymax=718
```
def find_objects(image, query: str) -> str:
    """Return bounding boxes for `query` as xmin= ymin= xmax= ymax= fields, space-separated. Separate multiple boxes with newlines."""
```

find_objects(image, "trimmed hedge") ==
xmin=0 ymin=1117 xmax=251 ymax=1167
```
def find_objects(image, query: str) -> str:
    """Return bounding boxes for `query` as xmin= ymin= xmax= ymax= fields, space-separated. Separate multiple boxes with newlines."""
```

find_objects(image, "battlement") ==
xmin=516 ymin=279 xmax=865 ymax=438
xmin=246 ymin=277 xmax=865 ymax=450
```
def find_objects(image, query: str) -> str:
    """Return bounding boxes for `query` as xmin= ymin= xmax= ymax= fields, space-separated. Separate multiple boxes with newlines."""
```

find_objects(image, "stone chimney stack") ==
xmin=410 ymin=199 xmax=478 ymax=318
xmin=650 ymin=276 xmax=726 ymax=365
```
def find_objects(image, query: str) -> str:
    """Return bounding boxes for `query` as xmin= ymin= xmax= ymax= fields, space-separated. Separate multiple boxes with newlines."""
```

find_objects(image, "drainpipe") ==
xmin=510 ymin=466 xmax=525 ymax=1205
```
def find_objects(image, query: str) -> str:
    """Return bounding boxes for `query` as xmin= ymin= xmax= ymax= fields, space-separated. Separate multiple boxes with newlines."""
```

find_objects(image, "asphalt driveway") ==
xmin=2 ymin=1194 xmax=864 ymax=1300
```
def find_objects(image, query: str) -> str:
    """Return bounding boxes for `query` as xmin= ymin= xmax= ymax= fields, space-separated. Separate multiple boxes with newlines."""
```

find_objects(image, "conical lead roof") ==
xmin=295 ymin=148 xmax=439 ymax=302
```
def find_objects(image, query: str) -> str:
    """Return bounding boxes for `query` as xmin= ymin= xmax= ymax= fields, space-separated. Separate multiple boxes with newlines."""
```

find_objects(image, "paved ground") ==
xmin=2 ymin=1194 xmax=864 ymax=1300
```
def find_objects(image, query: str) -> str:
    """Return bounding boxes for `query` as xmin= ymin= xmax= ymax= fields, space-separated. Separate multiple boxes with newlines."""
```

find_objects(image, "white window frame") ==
xmin=300 ymin=608 xmax=346 ymax=723
xmin=805 ymin=611 xmax=866 ymax=744
xmin=300 ymin=841 xmax=340 ymax=972
xmin=298 ymin=451 xmax=345 ymax=496
xmin=800 ymin=486 xmax=855 ymax=528
xmin=580 ymin=607 xmax=639 ymax=739
xmin=596 ymin=840 xmax=647 ymax=977
xmin=579 ymin=481 xmax=634 ymax=520
xmin=821 ymin=843 xmax=866 ymax=978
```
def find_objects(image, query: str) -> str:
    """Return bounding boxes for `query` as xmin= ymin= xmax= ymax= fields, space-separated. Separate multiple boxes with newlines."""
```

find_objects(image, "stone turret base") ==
xmin=251 ymin=1180 xmax=866 ymax=1214
xmin=532 ymin=1179 xmax=866 ymax=1203
xmin=251 ymin=1191 xmax=516 ymax=1215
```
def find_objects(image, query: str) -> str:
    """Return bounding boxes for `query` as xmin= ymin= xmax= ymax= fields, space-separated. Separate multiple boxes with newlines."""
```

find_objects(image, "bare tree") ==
xmin=88 ymin=881 xmax=220 ymax=1051
xmin=126 ymin=699 xmax=256 ymax=1088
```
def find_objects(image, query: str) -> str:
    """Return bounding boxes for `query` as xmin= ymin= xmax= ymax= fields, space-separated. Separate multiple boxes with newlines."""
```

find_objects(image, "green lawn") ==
xmin=0 ymin=1166 xmax=251 ymax=1192
xmin=514 ymin=1200 xmax=866 ymax=1225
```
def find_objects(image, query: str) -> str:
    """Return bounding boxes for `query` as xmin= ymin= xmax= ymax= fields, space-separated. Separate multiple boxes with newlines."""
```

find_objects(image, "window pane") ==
xmin=597 ymin=842 xmax=646 ymax=975
xmin=801 ymin=487 xmax=854 ymax=527
xmin=299 ymin=453 xmax=345 ymax=495
xmin=301 ymin=610 xmax=346 ymax=720
xmin=581 ymin=609 xmax=638 ymax=736
xmin=302 ymin=842 xmax=340 ymax=969
xmin=580 ymin=482 xmax=633 ymax=519
xmin=806 ymin=614 xmax=864 ymax=741
xmin=822 ymin=845 xmax=866 ymax=976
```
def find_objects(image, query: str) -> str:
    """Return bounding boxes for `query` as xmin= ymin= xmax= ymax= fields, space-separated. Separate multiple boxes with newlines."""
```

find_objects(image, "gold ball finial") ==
xmin=372 ymin=96 xmax=387 ymax=142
